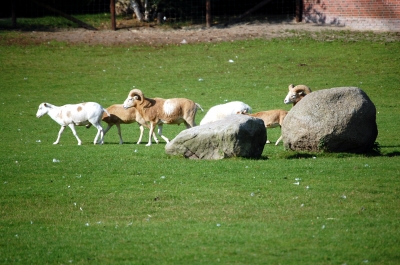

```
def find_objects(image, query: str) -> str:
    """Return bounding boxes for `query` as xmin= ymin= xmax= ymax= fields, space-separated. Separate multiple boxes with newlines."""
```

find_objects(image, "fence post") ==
xmin=11 ymin=0 xmax=17 ymax=28
xmin=296 ymin=0 xmax=303 ymax=22
xmin=110 ymin=0 xmax=116 ymax=30
xmin=206 ymin=0 xmax=212 ymax=27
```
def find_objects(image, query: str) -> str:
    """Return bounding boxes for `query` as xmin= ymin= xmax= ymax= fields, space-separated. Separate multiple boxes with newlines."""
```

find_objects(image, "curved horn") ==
xmin=288 ymin=84 xmax=295 ymax=90
xmin=129 ymin=89 xmax=145 ymax=105
xmin=293 ymin=85 xmax=312 ymax=95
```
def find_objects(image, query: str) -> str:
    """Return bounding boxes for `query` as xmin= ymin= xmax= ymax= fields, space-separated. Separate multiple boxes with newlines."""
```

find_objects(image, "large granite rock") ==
xmin=165 ymin=115 xmax=266 ymax=159
xmin=282 ymin=87 xmax=378 ymax=153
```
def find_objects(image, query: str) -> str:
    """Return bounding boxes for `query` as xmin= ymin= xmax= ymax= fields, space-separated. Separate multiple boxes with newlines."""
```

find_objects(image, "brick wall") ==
xmin=303 ymin=0 xmax=400 ymax=31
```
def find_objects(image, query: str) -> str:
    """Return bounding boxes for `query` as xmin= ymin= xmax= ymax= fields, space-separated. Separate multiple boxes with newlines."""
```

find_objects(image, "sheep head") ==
xmin=123 ymin=89 xmax=144 ymax=109
xmin=36 ymin=102 xmax=50 ymax=118
xmin=284 ymin=84 xmax=312 ymax=106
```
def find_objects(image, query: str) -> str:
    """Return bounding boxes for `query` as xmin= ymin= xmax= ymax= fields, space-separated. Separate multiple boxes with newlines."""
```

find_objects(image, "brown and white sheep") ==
xmin=101 ymin=104 xmax=158 ymax=144
xmin=123 ymin=89 xmax=202 ymax=146
xmin=239 ymin=109 xmax=288 ymax=145
xmin=36 ymin=102 xmax=108 ymax=145
xmin=284 ymin=84 xmax=312 ymax=106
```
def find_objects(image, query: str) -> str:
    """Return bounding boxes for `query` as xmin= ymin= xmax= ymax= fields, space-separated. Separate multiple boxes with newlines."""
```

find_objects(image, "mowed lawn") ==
xmin=0 ymin=29 xmax=399 ymax=264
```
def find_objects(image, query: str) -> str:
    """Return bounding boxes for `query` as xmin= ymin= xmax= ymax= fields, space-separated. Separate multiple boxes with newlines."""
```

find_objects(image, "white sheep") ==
xmin=239 ymin=109 xmax=288 ymax=145
xmin=284 ymin=84 xmax=312 ymax=106
xmin=123 ymin=89 xmax=202 ymax=146
xmin=199 ymin=101 xmax=252 ymax=125
xmin=36 ymin=102 xmax=108 ymax=145
xmin=101 ymin=104 xmax=159 ymax=144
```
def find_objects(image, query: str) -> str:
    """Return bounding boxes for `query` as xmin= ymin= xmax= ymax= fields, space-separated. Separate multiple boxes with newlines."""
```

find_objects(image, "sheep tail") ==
xmin=195 ymin=103 xmax=204 ymax=112
xmin=103 ymin=108 xmax=110 ymax=117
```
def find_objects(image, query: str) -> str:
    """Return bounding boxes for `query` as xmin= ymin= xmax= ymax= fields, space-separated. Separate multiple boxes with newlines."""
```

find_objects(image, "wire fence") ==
xmin=2 ymin=0 xmax=298 ymax=29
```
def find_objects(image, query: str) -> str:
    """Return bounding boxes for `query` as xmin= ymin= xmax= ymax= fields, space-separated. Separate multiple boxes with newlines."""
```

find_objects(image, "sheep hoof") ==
xmin=145 ymin=143 xmax=152 ymax=147
xmin=266 ymin=140 xmax=271 ymax=144
xmin=53 ymin=142 xmax=58 ymax=145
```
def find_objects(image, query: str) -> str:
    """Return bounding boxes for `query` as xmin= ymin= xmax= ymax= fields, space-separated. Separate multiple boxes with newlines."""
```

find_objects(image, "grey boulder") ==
xmin=282 ymin=87 xmax=378 ymax=153
xmin=165 ymin=115 xmax=266 ymax=159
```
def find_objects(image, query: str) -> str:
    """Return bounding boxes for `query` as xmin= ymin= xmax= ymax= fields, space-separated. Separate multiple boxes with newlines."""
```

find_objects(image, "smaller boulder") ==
xmin=165 ymin=115 xmax=266 ymax=159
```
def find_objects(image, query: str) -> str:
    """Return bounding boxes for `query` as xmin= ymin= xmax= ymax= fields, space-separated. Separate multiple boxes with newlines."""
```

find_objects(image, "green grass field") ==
xmin=0 ymin=29 xmax=399 ymax=264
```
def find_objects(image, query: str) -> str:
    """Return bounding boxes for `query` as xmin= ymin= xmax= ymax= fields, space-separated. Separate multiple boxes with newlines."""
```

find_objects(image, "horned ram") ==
xmin=284 ymin=84 xmax=312 ymax=106
xmin=123 ymin=89 xmax=202 ymax=146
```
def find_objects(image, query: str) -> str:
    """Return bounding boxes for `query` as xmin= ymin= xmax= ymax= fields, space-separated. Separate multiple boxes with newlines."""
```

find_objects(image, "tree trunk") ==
xmin=130 ymin=0 xmax=143 ymax=21
xmin=143 ymin=0 xmax=150 ymax=21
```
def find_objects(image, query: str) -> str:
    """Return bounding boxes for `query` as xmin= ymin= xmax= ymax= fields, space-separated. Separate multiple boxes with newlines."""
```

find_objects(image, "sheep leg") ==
xmin=92 ymin=123 xmax=104 ymax=145
xmin=184 ymin=120 xmax=195 ymax=128
xmin=186 ymin=119 xmax=197 ymax=129
xmin=275 ymin=135 xmax=283 ymax=145
xmin=149 ymin=126 xmax=159 ymax=144
xmin=137 ymin=124 xmax=159 ymax=145
xmin=103 ymin=124 xmax=112 ymax=135
xmin=54 ymin=125 xmax=66 ymax=145
xmin=152 ymin=131 xmax=159 ymax=144
xmin=137 ymin=124 xmax=144 ymax=144
xmin=146 ymin=122 xmax=156 ymax=146
xmin=115 ymin=124 xmax=124 ymax=144
xmin=157 ymin=124 xmax=170 ymax=143
xmin=264 ymin=128 xmax=270 ymax=144
xmin=102 ymin=123 xmax=120 ymax=144
xmin=67 ymin=124 xmax=82 ymax=145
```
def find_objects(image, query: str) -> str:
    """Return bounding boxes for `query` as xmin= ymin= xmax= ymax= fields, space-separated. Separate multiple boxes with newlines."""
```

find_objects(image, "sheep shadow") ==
xmin=280 ymin=149 xmax=400 ymax=159
xmin=383 ymin=150 xmax=400 ymax=157
xmin=102 ymin=141 xmax=163 ymax=145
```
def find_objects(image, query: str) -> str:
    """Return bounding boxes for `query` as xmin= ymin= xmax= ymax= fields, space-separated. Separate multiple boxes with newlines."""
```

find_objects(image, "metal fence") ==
xmin=3 ymin=0 xmax=298 ymax=29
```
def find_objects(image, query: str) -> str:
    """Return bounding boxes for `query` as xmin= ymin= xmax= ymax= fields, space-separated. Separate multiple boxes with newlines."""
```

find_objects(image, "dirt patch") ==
xmin=5 ymin=20 xmax=400 ymax=46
